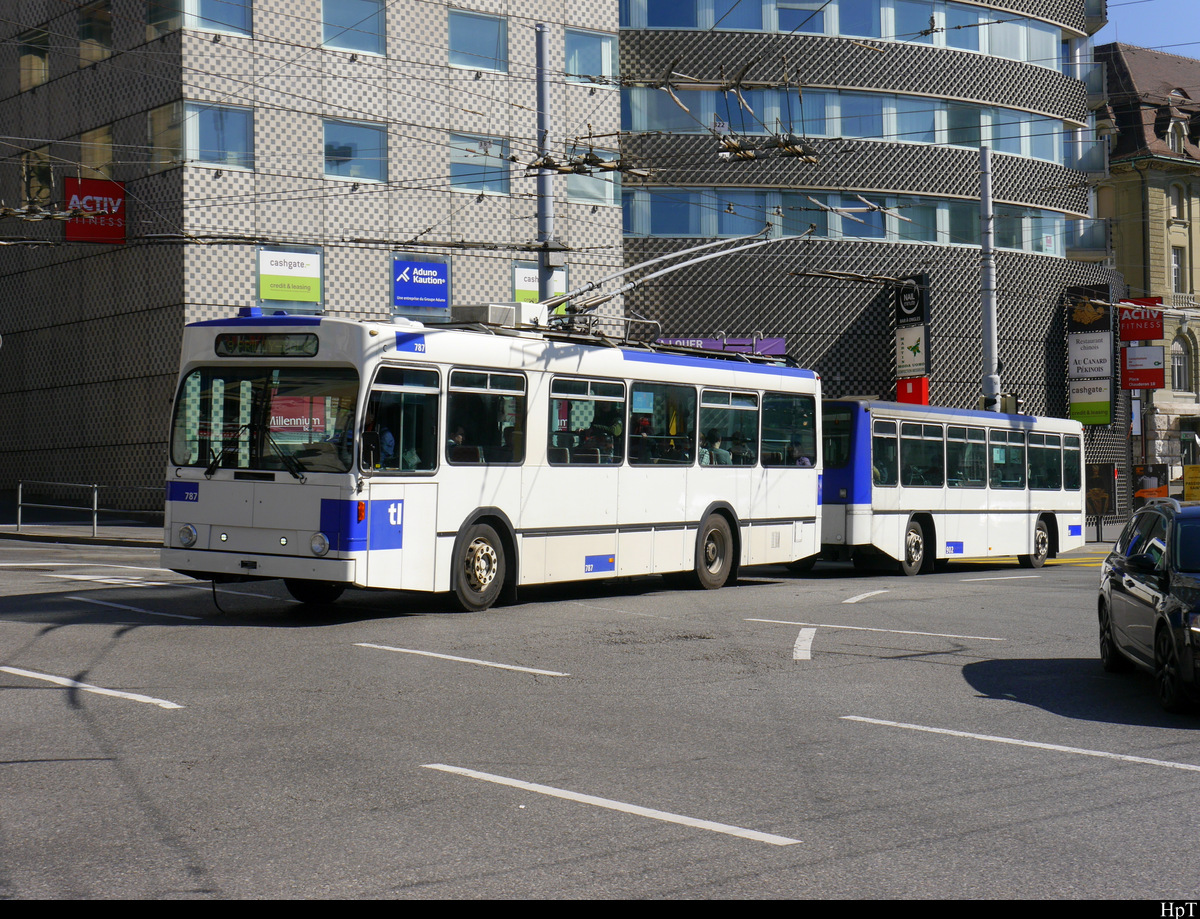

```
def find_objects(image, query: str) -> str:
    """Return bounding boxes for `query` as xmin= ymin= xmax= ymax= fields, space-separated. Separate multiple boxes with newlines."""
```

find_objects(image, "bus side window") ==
xmin=447 ymin=370 xmax=526 ymax=465
xmin=872 ymin=420 xmax=897 ymax=485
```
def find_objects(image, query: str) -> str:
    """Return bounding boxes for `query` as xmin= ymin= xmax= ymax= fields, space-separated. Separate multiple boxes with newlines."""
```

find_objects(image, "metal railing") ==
xmin=17 ymin=481 xmax=164 ymax=536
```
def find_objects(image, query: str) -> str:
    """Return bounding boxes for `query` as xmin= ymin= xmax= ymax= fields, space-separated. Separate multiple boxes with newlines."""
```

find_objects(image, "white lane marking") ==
xmin=40 ymin=571 xmax=277 ymax=600
xmin=959 ymin=575 xmax=1041 ymax=582
xmin=67 ymin=596 xmax=202 ymax=621
xmin=1 ymin=666 xmax=182 ymax=710
xmin=746 ymin=618 xmax=1005 ymax=642
xmin=843 ymin=589 xmax=889 ymax=604
xmin=792 ymin=628 xmax=816 ymax=661
xmin=842 ymin=716 xmax=1200 ymax=774
xmin=356 ymin=643 xmax=570 ymax=677
xmin=422 ymin=763 xmax=801 ymax=846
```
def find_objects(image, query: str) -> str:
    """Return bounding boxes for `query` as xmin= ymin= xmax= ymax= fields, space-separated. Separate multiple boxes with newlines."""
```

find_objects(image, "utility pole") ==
xmin=980 ymin=145 xmax=1000 ymax=411
xmin=534 ymin=24 xmax=564 ymax=303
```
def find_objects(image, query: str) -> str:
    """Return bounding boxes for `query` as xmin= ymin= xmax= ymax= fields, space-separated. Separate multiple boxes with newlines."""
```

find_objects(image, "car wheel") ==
xmin=899 ymin=519 xmax=925 ymax=576
xmin=1154 ymin=627 xmax=1189 ymax=713
xmin=1019 ymin=519 xmax=1050 ymax=569
xmin=1098 ymin=600 xmax=1132 ymax=673
xmin=453 ymin=524 xmax=506 ymax=612
xmin=284 ymin=579 xmax=346 ymax=606
xmin=695 ymin=514 xmax=734 ymax=590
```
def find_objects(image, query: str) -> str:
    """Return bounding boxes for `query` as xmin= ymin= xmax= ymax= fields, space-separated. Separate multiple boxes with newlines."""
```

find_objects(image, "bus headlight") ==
xmin=310 ymin=533 xmax=330 ymax=557
xmin=178 ymin=524 xmax=198 ymax=548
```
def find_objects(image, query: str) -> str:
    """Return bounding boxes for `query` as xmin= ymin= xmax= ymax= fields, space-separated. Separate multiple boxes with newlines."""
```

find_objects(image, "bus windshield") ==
xmin=171 ymin=366 xmax=359 ymax=474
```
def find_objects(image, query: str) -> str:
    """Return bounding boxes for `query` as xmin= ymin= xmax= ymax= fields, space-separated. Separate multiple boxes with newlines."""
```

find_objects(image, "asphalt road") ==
xmin=1 ymin=539 xmax=1195 ymax=899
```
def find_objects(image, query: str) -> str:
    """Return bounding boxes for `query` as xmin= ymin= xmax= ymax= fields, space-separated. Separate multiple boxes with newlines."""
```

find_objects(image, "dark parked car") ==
xmin=1099 ymin=499 xmax=1200 ymax=711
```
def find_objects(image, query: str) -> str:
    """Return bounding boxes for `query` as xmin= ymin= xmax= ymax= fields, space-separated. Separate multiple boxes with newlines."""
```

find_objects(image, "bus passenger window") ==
xmin=548 ymin=378 xmax=625 ymax=465
xmin=871 ymin=420 xmax=897 ymax=485
xmin=630 ymin=382 xmax=696 ymax=466
xmin=447 ymin=369 xmax=526 ymax=465
xmin=762 ymin=392 xmax=816 ymax=466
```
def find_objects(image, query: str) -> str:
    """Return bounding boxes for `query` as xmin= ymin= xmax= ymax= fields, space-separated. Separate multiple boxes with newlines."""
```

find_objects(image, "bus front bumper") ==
xmin=162 ymin=548 xmax=357 ymax=583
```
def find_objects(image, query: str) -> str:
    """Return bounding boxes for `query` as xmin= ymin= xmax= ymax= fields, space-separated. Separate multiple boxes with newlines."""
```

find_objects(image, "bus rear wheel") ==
xmin=453 ymin=523 xmax=506 ymax=612
xmin=1018 ymin=519 xmax=1050 ymax=569
xmin=899 ymin=520 xmax=926 ymax=576
xmin=284 ymin=579 xmax=346 ymax=606
xmin=695 ymin=514 xmax=734 ymax=590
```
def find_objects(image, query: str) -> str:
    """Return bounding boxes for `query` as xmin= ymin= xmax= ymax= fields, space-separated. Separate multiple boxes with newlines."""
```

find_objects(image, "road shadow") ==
xmin=961 ymin=657 xmax=1197 ymax=729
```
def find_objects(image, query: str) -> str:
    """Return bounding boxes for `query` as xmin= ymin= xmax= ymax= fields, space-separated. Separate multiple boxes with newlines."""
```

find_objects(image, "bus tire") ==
xmin=695 ymin=514 xmax=734 ymax=590
xmin=453 ymin=523 xmax=506 ymax=612
xmin=1018 ymin=519 xmax=1050 ymax=569
xmin=284 ymin=579 xmax=346 ymax=606
xmin=899 ymin=520 xmax=926 ymax=576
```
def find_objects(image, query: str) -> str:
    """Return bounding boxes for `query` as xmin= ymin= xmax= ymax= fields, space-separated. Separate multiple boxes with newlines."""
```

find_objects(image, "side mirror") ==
xmin=361 ymin=431 xmax=380 ymax=470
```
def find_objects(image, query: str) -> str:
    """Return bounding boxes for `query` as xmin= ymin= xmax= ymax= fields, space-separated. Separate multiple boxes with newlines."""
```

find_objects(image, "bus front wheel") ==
xmin=696 ymin=514 xmax=734 ymax=590
xmin=899 ymin=520 xmax=926 ymax=576
xmin=453 ymin=523 xmax=506 ymax=612
xmin=1018 ymin=519 xmax=1050 ymax=569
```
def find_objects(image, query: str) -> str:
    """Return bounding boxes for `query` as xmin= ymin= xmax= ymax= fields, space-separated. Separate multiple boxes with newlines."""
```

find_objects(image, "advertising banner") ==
xmin=657 ymin=336 xmax=787 ymax=356
xmin=1119 ymin=298 xmax=1164 ymax=340
xmin=1121 ymin=346 xmax=1165 ymax=390
xmin=393 ymin=257 xmax=451 ymax=316
xmin=513 ymin=262 xmax=567 ymax=303
xmin=1068 ymin=332 xmax=1113 ymax=379
xmin=896 ymin=325 xmax=928 ymax=378
xmin=64 ymin=177 xmax=125 ymax=244
xmin=268 ymin=397 xmax=326 ymax=434
xmin=1069 ymin=378 xmax=1112 ymax=425
xmin=1131 ymin=463 xmax=1169 ymax=508
xmin=1085 ymin=463 xmax=1117 ymax=517
xmin=258 ymin=248 xmax=322 ymax=309
xmin=1185 ymin=465 xmax=1200 ymax=501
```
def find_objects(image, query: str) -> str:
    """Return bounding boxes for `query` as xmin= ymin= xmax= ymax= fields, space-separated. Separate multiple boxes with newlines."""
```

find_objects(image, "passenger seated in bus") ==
xmin=447 ymin=425 xmax=465 ymax=451
xmin=707 ymin=429 xmax=732 ymax=465
xmin=729 ymin=431 xmax=754 ymax=464
xmin=698 ymin=431 xmax=710 ymax=465
xmin=363 ymin=408 xmax=395 ymax=467
xmin=788 ymin=438 xmax=813 ymax=467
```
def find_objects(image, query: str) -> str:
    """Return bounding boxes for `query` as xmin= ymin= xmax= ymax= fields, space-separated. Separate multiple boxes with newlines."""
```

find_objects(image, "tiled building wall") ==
xmin=0 ymin=1 xmax=623 ymax=502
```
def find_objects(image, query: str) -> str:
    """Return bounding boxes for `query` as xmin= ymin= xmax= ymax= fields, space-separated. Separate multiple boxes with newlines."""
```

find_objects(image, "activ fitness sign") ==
xmin=64 ymin=177 xmax=125 ymax=244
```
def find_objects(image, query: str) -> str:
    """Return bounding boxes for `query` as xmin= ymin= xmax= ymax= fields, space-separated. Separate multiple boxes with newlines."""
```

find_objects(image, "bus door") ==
xmin=943 ymin=425 xmax=988 ymax=557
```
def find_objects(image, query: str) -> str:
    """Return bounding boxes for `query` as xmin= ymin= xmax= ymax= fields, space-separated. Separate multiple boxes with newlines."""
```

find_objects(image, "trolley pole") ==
xmin=980 ymin=145 xmax=1001 ymax=411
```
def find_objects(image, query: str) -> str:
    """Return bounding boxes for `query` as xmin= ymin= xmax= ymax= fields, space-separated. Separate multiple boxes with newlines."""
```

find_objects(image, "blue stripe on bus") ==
xmin=619 ymin=350 xmax=816 ymax=379
xmin=369 ymin=500 xmax=405 ymax=550
xmin=188 ymin=316 xmax=323 ymax=328
xmin=584 ymin=554 xmax=616 ymax=573
xmin=320 ymin=499 xmax=368 ymax=553
xmin=167 ymin=481 xmax=199 ymax=502
xmin=1069 ymin=524 xmax=1082 ymax=537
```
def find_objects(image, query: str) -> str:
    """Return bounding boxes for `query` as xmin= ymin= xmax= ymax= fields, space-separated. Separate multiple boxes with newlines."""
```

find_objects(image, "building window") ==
xmin=1168 ymin=122 xmax=1186 ymax=154
xmin=565 ymin=30 xmax=616 ymax=82
xmin=150 ymin=1 xmax=252 ymax=37
xmin=147 ymin=1 xmax=181 ymax=40
xmin=714 ymin=0 xmax=762 ymax=30
xmin=777 ymin=1 xmax=825 ymax=33
xmin=80 ymin=125 xmax=114 ymax=178
xmin=187 ymin=103 xmax=253 ymax=169
xmin=838 ymin=0 xmax=881 ymax=38
xmin=79 ymin=2 xmax=113 ymax=67
xmin=22 ymin=145 xmax=52 ymax=206
xmin=448 ymin=11 xmax=507 ymax=72
xmin=149 ymin=101 xmax=185 ymax=172
xmin=1173 ymin=336 xmax=1193 ymax=392
xmin=449 ymin=133 xmax=510 ymax=194
xmin=566 ymin=148 xmax=620 ymax=206
xmin=947 ymin=103 xmax=982 ymax=147
xmin=1174 ymin=247 xmax=1187 ymax=293
xmin=324 ymin=120 xmax=387 ymax=181
xmin=19 ymin=29 xmax=49 ymax=91
xmin=893 ymin=0 xmax=933 ymax=44
xmin=839 ymin=93 xmax=883 ymax=138
xmin=324 ymin=0 xmax=384 ymax=55
xmin=1171 ymin=185 xmax=1187 ymax=221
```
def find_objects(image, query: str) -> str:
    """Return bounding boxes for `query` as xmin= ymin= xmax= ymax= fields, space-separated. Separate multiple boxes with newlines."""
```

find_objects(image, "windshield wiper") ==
xmin=204 ymin=423 xmax=250 ymax=478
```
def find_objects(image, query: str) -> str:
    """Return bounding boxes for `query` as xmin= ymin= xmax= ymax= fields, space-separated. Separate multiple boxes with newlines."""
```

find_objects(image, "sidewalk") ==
xmin=0 ymin=491 xmax=162 ymax=549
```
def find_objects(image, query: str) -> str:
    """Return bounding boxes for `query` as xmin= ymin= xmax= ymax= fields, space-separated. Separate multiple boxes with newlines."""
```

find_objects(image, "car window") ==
xmin=1176 ymin=520 xmax=1200 ymax=572
xmin=1142 ymin=515 xmax=1168 ymax=568
xmin=1113 ymin=516 xmax=1142 ymax=557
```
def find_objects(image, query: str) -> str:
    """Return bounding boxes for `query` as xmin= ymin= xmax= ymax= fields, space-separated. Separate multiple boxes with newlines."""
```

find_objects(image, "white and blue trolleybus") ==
xmin=820 ymin=399 xmax=1086 ymax=574
xmin=162 ymin=309 xmax=823 ymax=610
